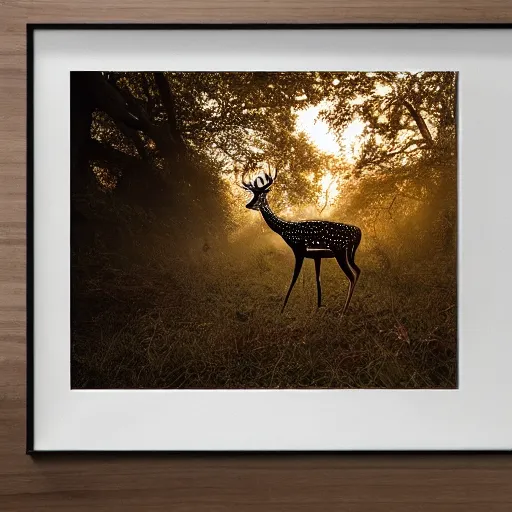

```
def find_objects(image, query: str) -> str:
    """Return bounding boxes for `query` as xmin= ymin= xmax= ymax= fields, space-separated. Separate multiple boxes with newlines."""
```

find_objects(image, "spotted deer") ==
xmin=241 ymin=170 xmax=362 ymax=314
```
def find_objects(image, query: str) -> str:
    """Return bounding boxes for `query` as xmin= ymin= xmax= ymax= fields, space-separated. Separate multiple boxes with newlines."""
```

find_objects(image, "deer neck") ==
xmin=259 ymin=195 xmax=291 ymax=236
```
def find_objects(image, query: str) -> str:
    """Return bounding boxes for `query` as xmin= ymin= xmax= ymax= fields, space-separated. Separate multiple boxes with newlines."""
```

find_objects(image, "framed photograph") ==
xmin=28 ymin=23 xmax=512 ymax=452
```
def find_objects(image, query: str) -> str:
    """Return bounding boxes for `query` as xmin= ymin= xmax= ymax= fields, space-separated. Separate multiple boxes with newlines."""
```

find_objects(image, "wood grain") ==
xmin=2 ymin=1 xmax=512 ymax=510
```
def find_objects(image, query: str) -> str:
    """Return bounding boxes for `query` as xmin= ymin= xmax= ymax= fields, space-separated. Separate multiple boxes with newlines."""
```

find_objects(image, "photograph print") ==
xmin=71 ymin=71 xmax=457 ymax=389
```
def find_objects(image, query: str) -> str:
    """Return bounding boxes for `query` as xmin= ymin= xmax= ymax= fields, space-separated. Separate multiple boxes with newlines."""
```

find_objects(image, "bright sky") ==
xmin=295 ymin=103 xmax=367 ymax=212
xmin=295 ymin=105 xmax=340 ymax=155
xmin=233 ymin=102 xmax=367 ymax=215
xmin=295 ymin=104 xmax=365 ymax=164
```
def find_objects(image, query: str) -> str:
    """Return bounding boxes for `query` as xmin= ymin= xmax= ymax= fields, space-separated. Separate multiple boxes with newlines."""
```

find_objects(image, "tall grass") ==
xmin=71 ymin=227 xmax=457 ymax=389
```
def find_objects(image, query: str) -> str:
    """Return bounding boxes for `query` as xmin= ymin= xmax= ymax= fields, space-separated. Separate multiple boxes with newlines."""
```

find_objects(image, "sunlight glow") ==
xmin=296 ymin=104 xmax=366 ymax=165
xmin=232 ymin=101 xmax=369 ymax=213
xmin=295 ymin=105 xmax=364 ymax=212
xmin=319 ymin=172 xmax=336 ymax=192
xmin=295 ymin=105 xmax=340 ymax=155
xmin=341 ymin=119 xmax=366 ymax=164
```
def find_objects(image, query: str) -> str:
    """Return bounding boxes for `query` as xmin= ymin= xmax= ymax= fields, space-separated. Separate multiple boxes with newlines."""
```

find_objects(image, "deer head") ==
xmin=240 ymin=168 xmax=277 ymax=211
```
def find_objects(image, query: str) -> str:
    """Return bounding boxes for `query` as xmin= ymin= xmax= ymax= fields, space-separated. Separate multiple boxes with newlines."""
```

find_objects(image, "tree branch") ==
xmin=402 ymin=100 xmax=434 ymax=147
xmin=154 ymin=72 xmax=186 ymax=154
xmin=87 ymin=138 xmax=147 ymax=173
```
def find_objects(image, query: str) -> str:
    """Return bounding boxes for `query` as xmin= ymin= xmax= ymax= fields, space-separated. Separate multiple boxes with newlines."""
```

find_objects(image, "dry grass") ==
xmin=71 ymin=232 xmax=457 ymax=389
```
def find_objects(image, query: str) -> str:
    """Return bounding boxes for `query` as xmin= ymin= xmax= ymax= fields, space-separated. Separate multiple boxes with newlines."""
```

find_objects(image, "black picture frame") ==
xmin=27 ymin=22 xmax=512 ymax=454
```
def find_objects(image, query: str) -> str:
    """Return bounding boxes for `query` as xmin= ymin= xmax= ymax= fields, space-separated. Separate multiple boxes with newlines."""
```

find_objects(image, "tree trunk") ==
xmin=403 ymin=100 xmax=434 ymax=148
xmin=154 ymin=72 xmax=187 ymax=158
xmin=70 ymin=73 xmax=97 ymax=196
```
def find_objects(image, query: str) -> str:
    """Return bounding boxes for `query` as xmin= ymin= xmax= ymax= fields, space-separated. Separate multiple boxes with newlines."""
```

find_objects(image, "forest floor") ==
xmin=71 ymin=234 xmax=457 ymax=389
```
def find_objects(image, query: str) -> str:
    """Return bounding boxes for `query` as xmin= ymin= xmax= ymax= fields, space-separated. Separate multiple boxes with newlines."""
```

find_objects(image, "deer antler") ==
xmin=266 ymin=162 xmax=278 ymax=182
xmin=239 ymin=167 xmax=277 ymax=192
xmin=240 ymin=170 xmax=254 ymax=191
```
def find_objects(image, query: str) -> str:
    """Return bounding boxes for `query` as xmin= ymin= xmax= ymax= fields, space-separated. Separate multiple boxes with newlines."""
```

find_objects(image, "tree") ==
xmin=72 ymin=71 xmax=327 ymax=207
xmin=319 ymin=71 xmax=457 ymax=170
xmin=320 ymin=72 xmax=458 ymax=259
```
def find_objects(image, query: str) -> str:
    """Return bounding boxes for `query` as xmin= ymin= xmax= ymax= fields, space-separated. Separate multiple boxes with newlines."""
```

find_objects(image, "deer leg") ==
xmin=334 ymin=248 xmax=357 ymax=315
xmin=281 ymin=253 xmax=304 ymax=313
xmin=347 ymin=244 xmax=361 ymax=285
xmin=314 ymin=257 xmax=322 ymax=308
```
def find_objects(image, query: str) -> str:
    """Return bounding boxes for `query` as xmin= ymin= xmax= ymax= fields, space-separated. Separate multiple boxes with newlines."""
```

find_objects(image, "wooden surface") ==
xmin=2 ymin=1 xmax=512 ymax=510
